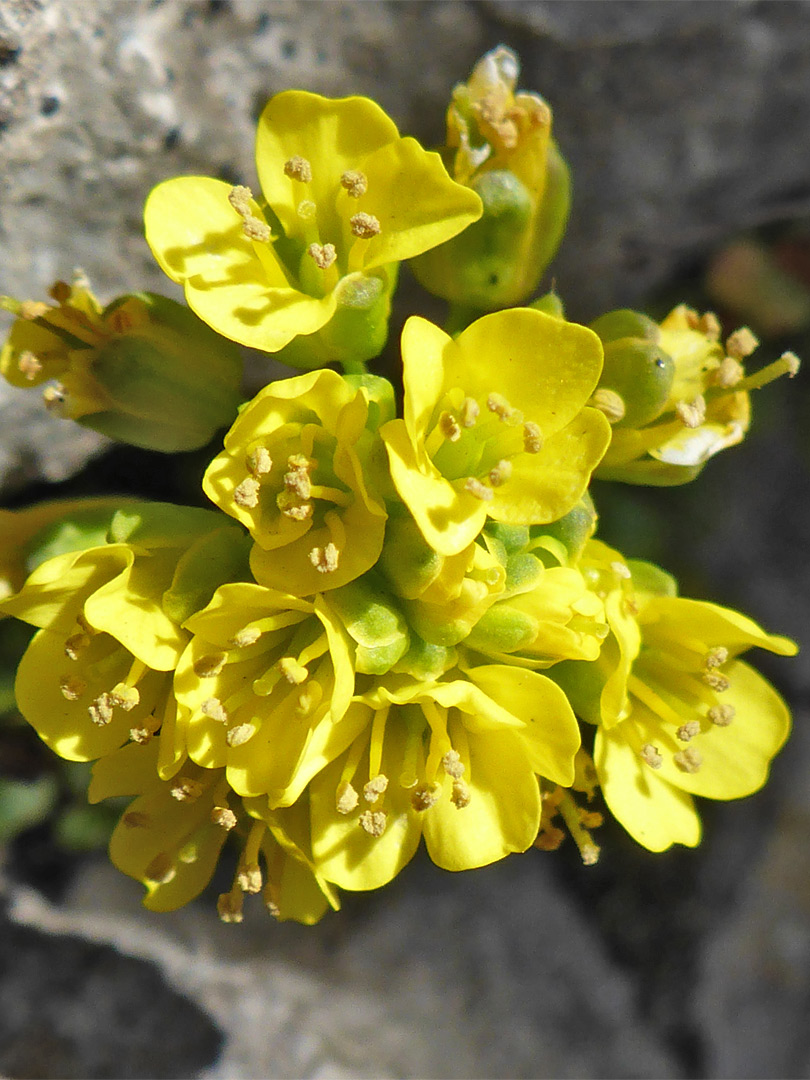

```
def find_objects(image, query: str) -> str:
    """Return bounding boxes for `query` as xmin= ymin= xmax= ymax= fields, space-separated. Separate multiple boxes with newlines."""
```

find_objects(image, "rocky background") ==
xmin=1 ymin=2 xmax=810 ymax=1077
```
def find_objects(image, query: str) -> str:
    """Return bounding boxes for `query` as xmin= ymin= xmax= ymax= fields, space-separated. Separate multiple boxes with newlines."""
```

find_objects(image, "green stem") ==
xmin=340 ymin=357 xmax=368 ymax=376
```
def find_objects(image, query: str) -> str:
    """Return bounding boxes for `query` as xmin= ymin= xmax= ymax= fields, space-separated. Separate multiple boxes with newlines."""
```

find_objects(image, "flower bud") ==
xmin=410 ymin=46 xmax=570 ymax=310
xmin=1 ymin=280 xmax=243 ymax=453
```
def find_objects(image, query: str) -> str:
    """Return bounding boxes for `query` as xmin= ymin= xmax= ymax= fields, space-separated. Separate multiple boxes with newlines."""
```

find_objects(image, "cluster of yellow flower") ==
xmin=0 ymin=48 xmax=798 ymax=923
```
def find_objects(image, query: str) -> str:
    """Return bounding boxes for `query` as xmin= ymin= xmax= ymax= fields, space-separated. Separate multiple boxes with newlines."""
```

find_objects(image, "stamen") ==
xmin=237 ymin=863 xmax=263 ymax=894
xmin=708 ymin=703 xmax=735 ymax=726
xmin=296 ymin=683 xmax=323 ymax=717
xmin=193 ymin=652 xmax=227 ymax=677
xmin=487 ymin=392 xmax=517 ymax=422
xmin=411 ymin=783 xmax=441 ymax=812
xmin=712 ymin=357 xmax=744 ymax=388
xmin=59 ymin=675 xmax=87 ymax=701
xmin=228 ymin=185 xmax=253 ymax=216
xmin=201 ymin=697 xmax=229 ymax=723
xmin=783 ymin=351 xmax=801 ymax=377
xmin=234 ymin=477 xmax=261 ymax=509
xmin=308 ymin=242 xmax=337 ymax=269
xmin=17 ymin=350 xmax=42 ymax=381
xmin=702 ymin=670 xmax=730 ymax=692
xmin=464 ymin=477 xmax=494 ymax=501
xmin=278 ymin=497 xmax=313 ymax=521
xmin=460 ymin=397 xmax=480 ymax=428
xmin=217 ymin=890 xmax=244 ymax=923
xmin=438 ymin=411 xmax=462 ymax=442
xmin=145 ymin=853 xmax=176 ymax=885
xmin=677 ymin=720 xmax=701 ymax=741
xmin=229 ymin=627 xmax=261 ymax=649
xmin=523 ymin=421 xmax=543 ymax=453
xmin=590 ymin=388 xmax=626 ymax=423
xmin=676 ymin=395 xmax=707 ymax=429
xmin=170 ymin=776 xmax=204 ymax=802
xmin=611 ymin=561 xmax=632 ymax=579
xmin=674 ymin=747 xmax=702 ymax=774
xmin=42 ymin=383 xmax=68 ymax=416
xmin=283 ymin=458 xmax=313 ymax=500
xmin=283 ymin=156 xmax=313 ymax=183
xmin=350 ymin=212 xmax=381 ymax=239
xmin=64 ymin=633 xmax=90 ymax=660
xmin=227 ymin=185 xmax=271 ymax=242
xmin=297 ymin=199 xmax=317 ymax=220
xmin=489 ymin=459 xmax=512 ymax=486
xmin=88 ymin=693 xmax=114 ymax=726
xmin=698 ymin=311 xmax=721 ymax=339
xmin=212 ymin=806 xmax=238 ymax=830
xmin=442 ymin=749 xmax=465 ymax=779
xmin=279 ymin=657 xmax=308 ymax=684
xmin=451 ymin=778 xmax=471 ymax=808
xmin=309 ymin=542 xmax=340 ymax=573
xmin=340 ymin=170 xmax=368 ymax=197
xmin=725 ymin=327 xmax=759 ymax=360
xmin=363 ymin=774 xmax=389 ymax=804
xmin=336 ymin=780 xmax=359 ymax=814
xmin=109 ymin=683 xmax=140 ymax=711
xmin=242 ymin=217 xmax=271 ymax=242
xmin=129 ymin=727 xmax=153 ymax=744
xmin=704 ymin=646 xmax=729 ymax=669
xmin=123 ymin=811 xmax=151 ymax=828
xmin=640 ymin=743 xmax=663 ymax=769
xmin=359 ymin=809 xmax=387 ymax=836
xmin=247 ymin=447 xmax=273 ymax=477
xmin=226 ymin=723 xmax=256 ymax=747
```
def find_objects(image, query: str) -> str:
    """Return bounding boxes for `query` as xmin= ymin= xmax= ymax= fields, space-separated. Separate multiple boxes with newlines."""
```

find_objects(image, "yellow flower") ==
xmin=592 ymin=305 xmax=800 ymax=484
xmin=380 ymin=309 xmax=611 ymax=556
xmin=410 ymin=46 xmax=570 ymax=310
xmin=203 ymin=369 xmax=389 ymax=594
xmin=309 ymin=666 xmax=581 ymax=891
xmin=144 ymin=91 xmax=482 ymax=368
xmin=558 ymin=541 xmax=797 ymax=851
xmin=0 ymin=277 xmax=243 ymax=452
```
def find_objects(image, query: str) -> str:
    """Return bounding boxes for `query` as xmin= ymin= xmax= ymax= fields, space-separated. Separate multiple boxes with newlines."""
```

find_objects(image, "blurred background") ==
xmin=1 ymin=2 xmax=809 ymax=1077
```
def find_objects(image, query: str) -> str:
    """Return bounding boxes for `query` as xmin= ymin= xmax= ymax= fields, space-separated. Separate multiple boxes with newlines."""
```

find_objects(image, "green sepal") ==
xmin=163 ymin=525 xmax=252 ymax=626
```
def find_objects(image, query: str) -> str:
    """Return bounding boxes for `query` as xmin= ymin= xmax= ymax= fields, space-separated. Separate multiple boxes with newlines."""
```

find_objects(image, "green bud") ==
xmin=597 ymin=338 xmax=675 ymax=429
xmin=392 ymin=635 xmax=458 ymax=681
xmin=530 ymin=492 xmax=597 ymax=564
xmin=530 ymin=290 xmax=566 ymax=319
xmin=465 ymin=605 xmax=539 ymax=654
xmin=329 ymin=574 xmax=410 ymax=675
xmin=377 ymin=511 xmax=444 ymax=600
xmin=588 ymin=308 xmax=660 ymax=345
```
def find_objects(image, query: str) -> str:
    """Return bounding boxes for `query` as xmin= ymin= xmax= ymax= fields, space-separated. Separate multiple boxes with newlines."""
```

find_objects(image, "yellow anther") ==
xmin=704 ymin=646 xmax=729 ymax=669
xmin=122 ymin=811 xmax=151 ymax=828
xmin=308 ymin=242 xmax=337 ymax=269
xmin=590 ymin=387 xmax=626 ymax=423
xmin=489 ymin=459 xmax=512 ymax=487
xmin=523 ymin=421 xmax=543 ymax=453
xmin=217 ymin=891 xmax=244 ymax=923
xmin=725 ymin=326 xmax=759 ymax=360
xmin=359 ymin=809 xmax=387 ymax=836
xmin=698 ymin=311 xmax=721 ymax=339
xmin=442 ymin=749 xmax=465 ymax=779
xmin=145 ymin=853 xmax=177 ymax=885
xmin=284 ymin=156 xmax=313 ymax=183
xmin=438 ymin=411 xmax=462 ymax=442
xmin=703 ymin=670 xmax=730 ymax=692
xmin=211 ymin=806 xmax=238 ymax=831
xmin=336 ymin=780 xmax=359 ymax=815
xmin=340 ymin=170 xmax=368 ymax=197
xmin=201 ymin=697 xmax=229 ymax=723
xmin=17 ymin=350 xmax=42 ymax=380
xmin=782 ymin=351 xmax=801 ymax=377
xmin=363 ymin=774 xmax=389 ymax=804
xmin=676 ymin=395 xmax=707 ymax=429
xmin=464 ymin=477 xmax=494 ymax=502
xmin=247 ymin=447 xmax=273 ymax=477
xmin=88 ymin=693 xmax=114 ymax=727
xmin=451 ymin=778 xmax=471 ymax=809
xmin=237 ymin=863 xmax=263 ymax=894
xmin=59 ymin=675 xmax=87 ymax=701
xmin=712 ymin=357 xmax=744 ymax=388
xmin=610 ymin=561 xmax=631 ymax=580
xmin=350 ymin=212 xmax=381 ymax=239
xmin=487 ymin=392 xmax=515 ymax=421
xmin=234 ymin=477 xmax=261 ymax=509
xmin=228 ymin=186 xmax=271 ymax=242
xmin=283 ymin=464 xmax=312 ymax=500
xmin=64 ymin=633 xmax=90 ymax=660
xmin=677 ymin=720 xmax=701 ymax=741
xmin=674 ymin=746 xmax=703 ymax=774
xmin=460 ymin=396 xmax=480 ymax=428
xmin=581 ymin=843 xmax=600 ymax=866
xmin=170 ymin=777 xmax=204 ymax=802
xmin=640 ymin=743 xmax=663 ymax=769
xmin=42 ymin=383 xmax=68 ymax=415
xmin=110 ymin=683 xmax=140 ymax=711
xmin=708 ymin=703 xmax=735 ymax=726
xmin=226 ymin=723 xmax=256 ymax=748
xmin=297 ymin=199 xmax=317 ymax=220
xmin=129 ymin=727 xmax=153 ymax=745
xmin=279 ymin=657 xmax=308 ymax=684
xmin=228 ymin=185 xmax=253 ymax=216
xmin=309 ymin=542 xmax=340 ymax=573
xmin=278 ymin=497 xmax=313 ymax=521
xmin=193 ymin=652 xmax=227 ymax=678
xmin=411 ymin=783 xmax=441 ymax=812
xmin=229 ymin=627 xmax=261 ymax=649
xmin=242 ymin=216 xmax=271 ymax=242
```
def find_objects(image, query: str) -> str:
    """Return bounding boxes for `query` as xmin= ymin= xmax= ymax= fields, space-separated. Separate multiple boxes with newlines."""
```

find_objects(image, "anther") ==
xmin=202 ymin=697 xmax=229 ymax=723
xmin=590 ymin=388 xmax=626 ymax=423
xmin=49 ymin=280 xmax=72 ymax=303
xmin=674 ymin=746 xmax=702 ymax=774
xmin=145 ymin=853 xmax=176 ymax=885
xmin=110 ymin=683 xmax=140 ymax=711
xmin=712 ymin=356 xmax=744 ymax=388
xmin=610 ymin=561 xmax=631 ymax=579
xmin=17 ymin=350 xmax=42 ymax=380
xmin=363 ymin=774 xmax=389 ymax=804
xmin=464 ymin=477 xmax=494 ymax=501
xmin=129 ymin=727 xmax=153 ymax=744
xmin=704 ymin=646 xmax=729 ymax=669
xmin=217 ymin=892 xmax=244 ymax=923
xmin=247 ymin=447 xmax=273 ymax=477
xmin=725 ymin=327 xmax=759 ymax=360
xmin=451 ymin=778 xmax=471 ymax=808
xmin=88 ymin=693 xmax=114 ymax=726
xmin=308 ymin=242 xmax=337 ymax=269
xmin=123 ymin=811 xmax=151 ymax=828
xmin=193 ymin=652 xmax=227 ymax=677
xmin=297 ymin=199 xmax=316 ymax=220
xmin=228 ymin=185 xmax=253 ymax=216
xmin=708 ymin=703 xmax=735 ymax=726
xmin=702 ymin=670 xmax=730 ymax=692
xmin=677 ymin=720 xmax=701 ymax=741
xmin=523 ymin=421 xmax=543 ymax=453
xmin=309 ymin=542 xmax=340 ymax=573
xmin=350 ymin=212 xmax=381 ymax=239
xmin=59 ymin=675 xmax=87 ymax=701
xmin=782 ymin=351 xmax=801 ymax=377
xmin=340 ymin=170 xmax=368 ymax=198
xmin=279 ymin=657 xmax=308 ymax=684
xmin=489 ymin=459 xmax=512 ymax=487
xmin=336 ymin=781 xmax=359 ymax=814
xmin=283 ymin=156 xmax=313 ymax=183
xmin=640 ymin=743 xmax=663 ymax=769
xmin=212 ymin=806 xmax=238 ymax=830
xmin=460 ymin=397 xmax=480 ymax=428
xmin=170 ymin=777 xmax=204 ymax=802
xmin=487 ymin=392 xmax=515 ymax=421
xmin=230 ymin=627 xmax=261 ymax=649
xmin=237 ymin=864 xmax=263 ymax=894
xmin=279 ymin=499 xmax=313 ymax=521
xmin=438 ymin=411 xmax=462 ymax=442
xmin=411 ymin=783 xmax=441 ymax=812
xmin=226 ymin=723 xmax=256 ymax=748
xmin=698 ymin=311 xmax=721 ymax=339
xmin=359 ymin=809 xmax=387 ymax=836
xmin=676 ymin=395 xmax=707 ymax=429
xmin=442 ymin=749 xmax=465 ymax=779
xmin=42 ymin=384 xmax=68 ymax=415
xmin=234 ymin=477 xmax=261 ymax=509
xmin=242 ymin=217 xmax=271 ymax=242
xmin=64 ymin=633 xmax=90 ymax=660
